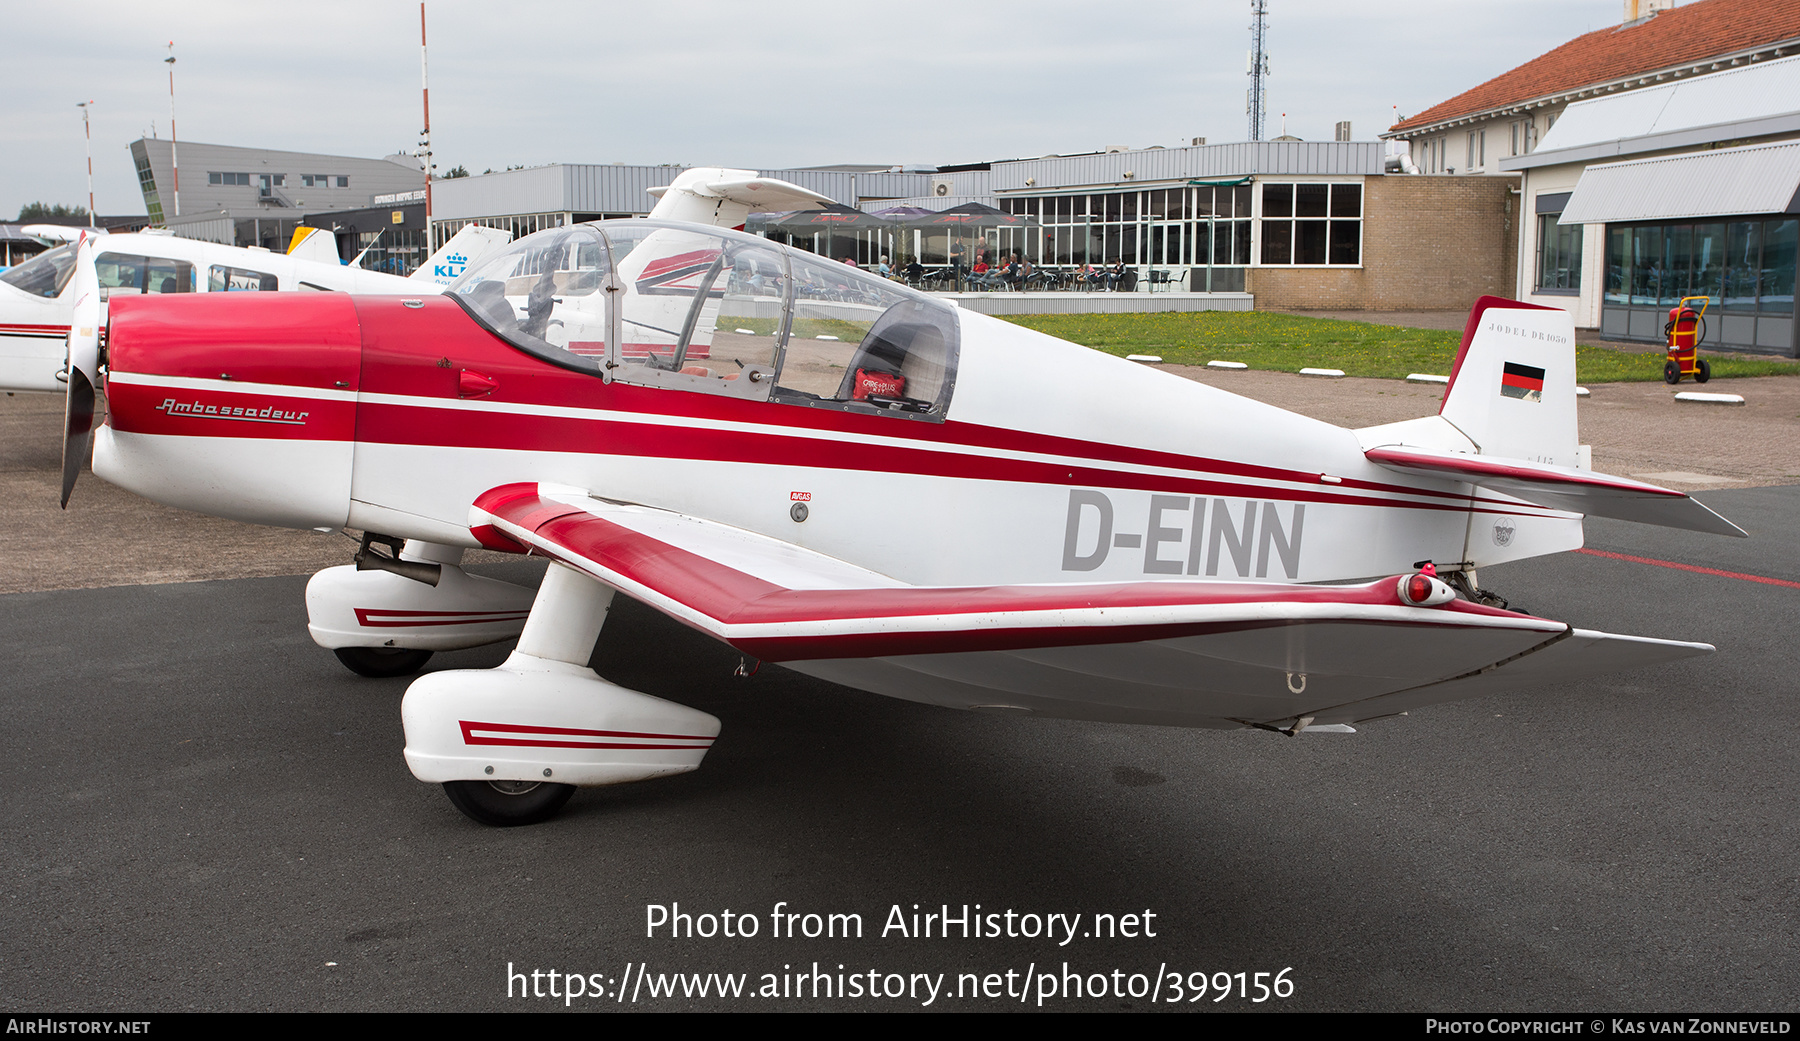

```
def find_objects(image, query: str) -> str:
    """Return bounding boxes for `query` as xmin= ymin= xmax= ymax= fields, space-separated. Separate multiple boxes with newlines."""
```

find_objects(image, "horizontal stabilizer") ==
xmin=1365 ymin=444 xmax=1747 ymax=537
xmin=647 ymin=167 xmax=834 ymax=229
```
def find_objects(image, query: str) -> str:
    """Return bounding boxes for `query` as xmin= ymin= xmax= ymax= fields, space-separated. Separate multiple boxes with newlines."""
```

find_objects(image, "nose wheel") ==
xmin=442 ymin=779 xmax=576 ymax=826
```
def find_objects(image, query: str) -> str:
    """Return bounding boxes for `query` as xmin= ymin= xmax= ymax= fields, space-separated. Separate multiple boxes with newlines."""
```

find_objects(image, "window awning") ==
xmin=1187 ymin=177 xmax=1253 ymax=187
xmin=1559 ymin=141 xmax=1800 ymax=224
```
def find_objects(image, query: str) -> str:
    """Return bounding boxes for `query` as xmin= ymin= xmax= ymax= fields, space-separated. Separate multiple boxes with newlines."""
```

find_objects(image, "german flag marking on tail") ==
xmin=1500 ymin=362 xmax=1545 ymax=402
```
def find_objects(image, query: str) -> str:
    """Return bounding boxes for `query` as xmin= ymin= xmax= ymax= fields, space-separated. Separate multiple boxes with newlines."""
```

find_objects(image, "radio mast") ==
xmin=1247 ymin=0 xmax=1269 ymax=142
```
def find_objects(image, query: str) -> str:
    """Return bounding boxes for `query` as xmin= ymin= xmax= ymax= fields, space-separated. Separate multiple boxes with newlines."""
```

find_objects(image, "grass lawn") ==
xmin=997 ymin=311 xmax=1800 ymax=383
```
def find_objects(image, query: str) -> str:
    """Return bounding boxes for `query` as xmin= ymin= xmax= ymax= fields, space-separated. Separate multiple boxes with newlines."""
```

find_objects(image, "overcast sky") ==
xmin=6 ymin=0 xmax=1635 ymax=219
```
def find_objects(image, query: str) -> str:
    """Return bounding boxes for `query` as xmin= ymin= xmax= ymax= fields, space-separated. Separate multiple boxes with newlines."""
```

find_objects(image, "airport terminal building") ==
xmin=128 ymin=138 xmax=430 ymax=261
xmin=428 ymin=143 xmax=1518 ymax=311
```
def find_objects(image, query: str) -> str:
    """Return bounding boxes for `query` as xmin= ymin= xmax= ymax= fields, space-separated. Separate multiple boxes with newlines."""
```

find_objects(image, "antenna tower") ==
xmin=1247 ymin=0 xmax=1269 ymax=142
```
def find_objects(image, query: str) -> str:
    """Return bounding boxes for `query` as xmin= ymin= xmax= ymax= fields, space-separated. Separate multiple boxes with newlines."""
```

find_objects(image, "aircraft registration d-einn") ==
xmin=64 ymin=168 xmax=1744 ymax=827
xmin=0 ymin=223 xmax=510 ymax=393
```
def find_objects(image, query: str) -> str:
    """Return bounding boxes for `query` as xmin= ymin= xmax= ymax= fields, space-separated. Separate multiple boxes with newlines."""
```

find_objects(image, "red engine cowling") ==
xmin=94 ymin=292 xmax=363 ymax=530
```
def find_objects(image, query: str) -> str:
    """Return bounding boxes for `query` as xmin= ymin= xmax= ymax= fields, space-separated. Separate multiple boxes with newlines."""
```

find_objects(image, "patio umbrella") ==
xmin=868 ymin=205 xmax=935 ymax=221
xmin=767 ymin=204 xmax=893 ymax=263
xmin=900 ymin=202 xmax=1038 ymax=230
xmin=767 ymin=204 xmax=893 ymax=231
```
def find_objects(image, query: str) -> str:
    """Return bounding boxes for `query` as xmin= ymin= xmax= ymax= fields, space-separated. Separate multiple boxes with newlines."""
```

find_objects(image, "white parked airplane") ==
xmin=0 ymin=223 xmax=510 ymax=393
xmin=63 ymin=168 xmax=1743 ymax=827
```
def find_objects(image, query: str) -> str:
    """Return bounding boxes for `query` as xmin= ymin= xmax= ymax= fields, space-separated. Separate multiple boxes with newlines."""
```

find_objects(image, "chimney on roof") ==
xmin=1623 ymin=0 xmax=1676 ymax=24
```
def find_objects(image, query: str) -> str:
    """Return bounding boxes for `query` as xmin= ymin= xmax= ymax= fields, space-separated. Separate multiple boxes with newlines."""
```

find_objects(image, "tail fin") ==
xmin=1358 ymin=296 xmax=1746 ymax=540
xmin=287 ymin=226 xmax=341 ymax=265
xmin=1440 ymin=296 xmax=1577 ymax=466
xmin=409 ymin=224 xmax=514 ymax=286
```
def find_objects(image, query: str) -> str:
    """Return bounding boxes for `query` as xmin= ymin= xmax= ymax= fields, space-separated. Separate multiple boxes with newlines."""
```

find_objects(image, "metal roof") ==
xmin=1558 ymin=140 xmax=1800 ymax=223
xmin=1502 ymin=53 xmax=1800 ymax=171
xmin=992 ymin=142 xmax=1381 ymax=192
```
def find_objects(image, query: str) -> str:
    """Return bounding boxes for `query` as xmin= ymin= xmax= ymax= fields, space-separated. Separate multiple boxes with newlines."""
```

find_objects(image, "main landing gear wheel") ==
xmin=442 ymin=780 xmax=576 ymax=827
xmin=1696 ymin=358 xmax=1712 ymax=383
xmin=333 ymin=646 xmax=434 ymax=678
xmin=1664 ymin=360 xmax=1681 ymax=385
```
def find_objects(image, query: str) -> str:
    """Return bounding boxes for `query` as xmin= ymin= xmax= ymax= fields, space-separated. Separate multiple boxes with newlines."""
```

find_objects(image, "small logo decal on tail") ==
xmin=1500 ymin=362 xmax=1545 ymax=401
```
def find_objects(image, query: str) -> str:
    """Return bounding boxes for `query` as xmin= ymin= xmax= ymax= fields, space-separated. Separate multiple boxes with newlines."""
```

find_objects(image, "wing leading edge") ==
xmin=469 ymin=483 xmax=1711 ymax=729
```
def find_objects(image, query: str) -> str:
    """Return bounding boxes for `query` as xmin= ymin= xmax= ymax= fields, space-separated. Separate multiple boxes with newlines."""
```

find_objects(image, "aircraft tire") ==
xmin=333 ymin=646 xmax=434 ymax=678
xmin=442 ymin=780 xmax=576 ymax=827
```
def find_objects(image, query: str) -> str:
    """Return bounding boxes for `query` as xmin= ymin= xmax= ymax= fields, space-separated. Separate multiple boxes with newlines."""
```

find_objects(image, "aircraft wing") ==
xmin=469 ymin=484 xmax=1711 ymax=729
xmin=1365 ymin=444 xmax=1747 ymax=537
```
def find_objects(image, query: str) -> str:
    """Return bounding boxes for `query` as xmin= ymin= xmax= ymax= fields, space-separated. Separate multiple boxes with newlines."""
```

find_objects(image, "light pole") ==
xmin=77 ymin=101 xmax=95 ymax=227
xmin=165 ymin=42 xmax=180 ymax=218
xmin=419 ymin=4 xmax=434 ymax=252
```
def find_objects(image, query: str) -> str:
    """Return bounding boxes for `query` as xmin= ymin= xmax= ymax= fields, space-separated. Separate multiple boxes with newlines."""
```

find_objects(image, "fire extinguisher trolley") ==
xmin=1663 ymin=295 xmax=1712 ymax=385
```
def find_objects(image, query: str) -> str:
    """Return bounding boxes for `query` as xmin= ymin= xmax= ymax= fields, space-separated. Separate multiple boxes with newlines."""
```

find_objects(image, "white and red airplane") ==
xmin=62 ymin=168 xmax=1743 ymax=827
xmin=0 ymin=222 xmax=510 ymax=394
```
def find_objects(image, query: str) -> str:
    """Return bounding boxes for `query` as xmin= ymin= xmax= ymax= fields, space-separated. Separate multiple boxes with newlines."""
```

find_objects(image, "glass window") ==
xmin=94 ymin=253 xmax=194 ymax=299
xmin=1535 ymin=213 xmax=1582 ymax=294
xmin=449 ymin=225 xmax=609 ymax=372
xmin=1693 ymin=223 xmax=1725 ymax=307
xmin=1612 ymin=226 xmax=1641 ymax=304
xmin=1295 ymin=184 xmax=1328 ymax=218
xmin=0 ymin=245 xmax=78 ymax=298
xmin=1759 ymin=219 xmax=1796 ymax=315
xmin=1723 ymin=222 xmax=1760 ymax=313
xmin=1259 ymin=183 xmax=1360 ymax=266
xmin=779 ymin=252 xmax=957 ymax=418
xmin=606 ymin=223 xmax=785 ymax=398
xmin=209 ymin=265 xmax=279 ymax=292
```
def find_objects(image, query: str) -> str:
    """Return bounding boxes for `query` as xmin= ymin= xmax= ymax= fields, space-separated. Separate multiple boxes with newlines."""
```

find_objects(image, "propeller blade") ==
xmin=60 ymin=367 xmax=94 ymax=509
xmin=59 ymin=234 xmax=102 ymax=510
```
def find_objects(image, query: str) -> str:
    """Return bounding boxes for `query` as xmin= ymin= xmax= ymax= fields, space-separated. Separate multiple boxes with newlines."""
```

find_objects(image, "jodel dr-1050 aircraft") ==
xmin=60 ymin=167 xmax=1744 ymax=826
xmin=1 ymin=222 xmax=510 ymax=394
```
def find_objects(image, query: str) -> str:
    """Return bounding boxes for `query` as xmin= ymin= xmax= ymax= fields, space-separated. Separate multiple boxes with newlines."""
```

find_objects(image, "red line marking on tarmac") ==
xmin=1574 ymin=548 xmax=1800 ymax=590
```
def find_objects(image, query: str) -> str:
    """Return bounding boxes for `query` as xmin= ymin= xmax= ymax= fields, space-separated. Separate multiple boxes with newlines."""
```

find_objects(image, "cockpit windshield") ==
xmin=447 ymin=220 xmax=960 ymax=419
xmin=448 ymin=225 xmax=609 ymax=371
xmin=0 ymin=245 xmax=78 ymax=299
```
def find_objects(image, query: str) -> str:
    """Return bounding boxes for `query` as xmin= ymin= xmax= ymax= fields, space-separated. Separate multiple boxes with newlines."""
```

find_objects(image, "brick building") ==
xmin=1245 ymin=175 xmax=1518 ymax=311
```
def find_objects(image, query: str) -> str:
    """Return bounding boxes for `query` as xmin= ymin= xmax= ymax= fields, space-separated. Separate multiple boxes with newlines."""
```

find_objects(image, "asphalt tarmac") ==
xmin=3 ymin=486 xmax=1796 ymax=1012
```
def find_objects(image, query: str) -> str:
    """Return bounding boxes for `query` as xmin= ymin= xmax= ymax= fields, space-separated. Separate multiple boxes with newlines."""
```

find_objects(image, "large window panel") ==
xmin=1535 ymin=214 xmax=1582 ymax=294
xmin=1295 ymin=221 xmax=1327 ymax=265
xmin=1761 ymin=219 xmax=1796 ymax=315
xmin=1261 ymin=220 xmax=1293 ymax=265
xmin=1724 ymin=222 xmax=1760 ymax=313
